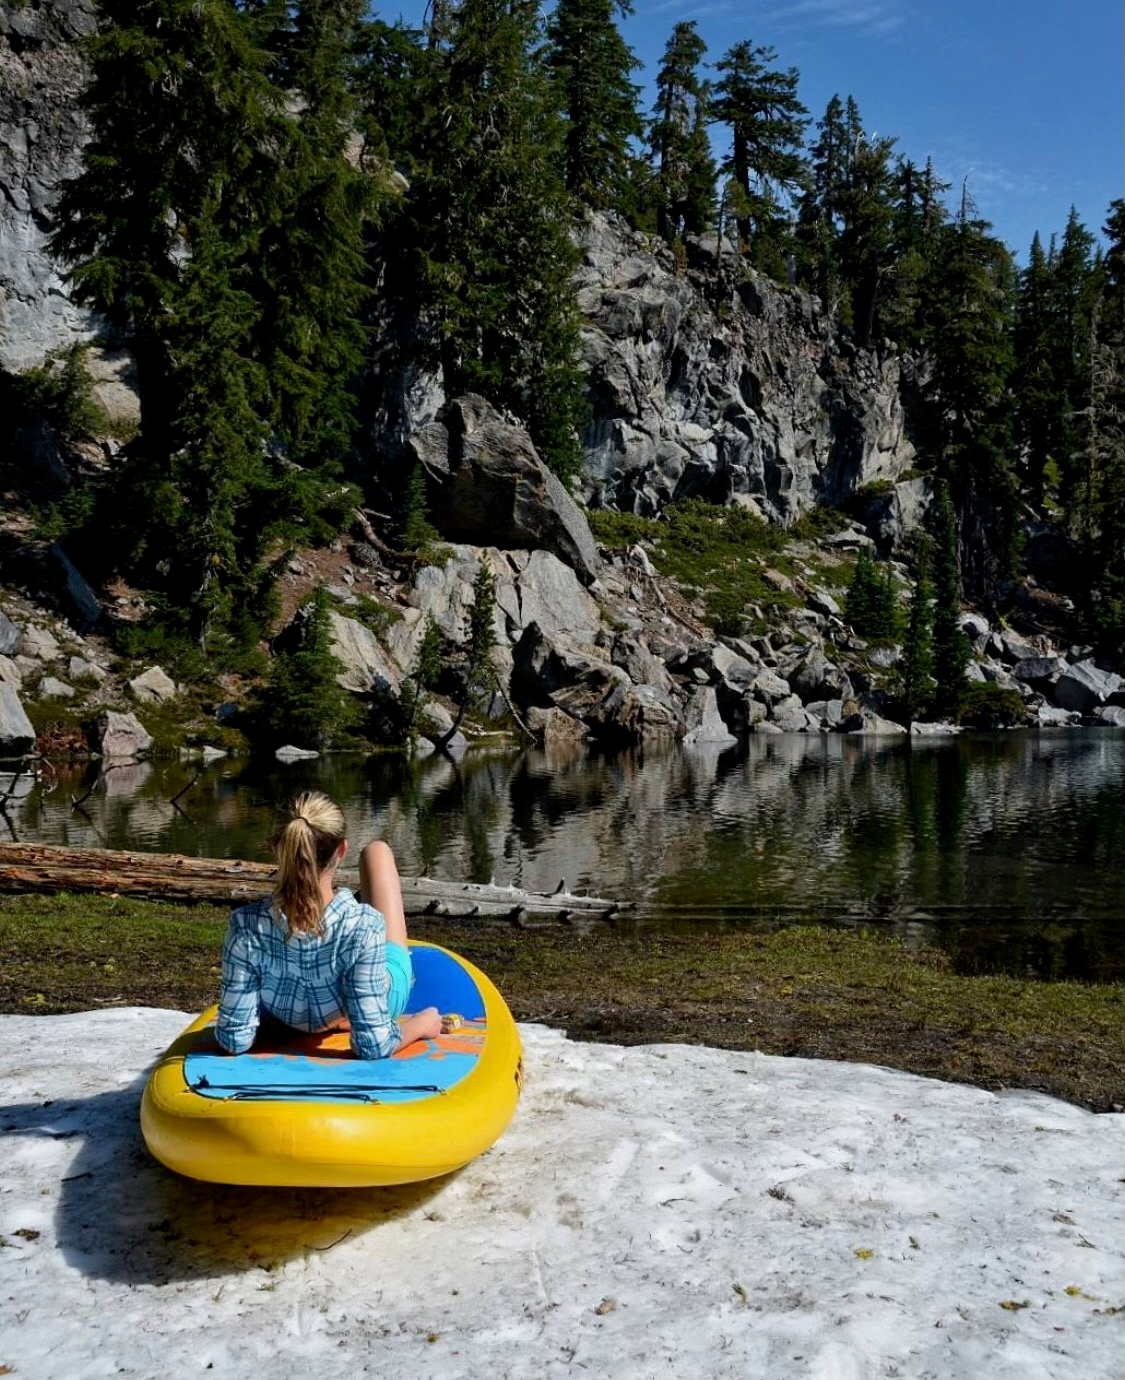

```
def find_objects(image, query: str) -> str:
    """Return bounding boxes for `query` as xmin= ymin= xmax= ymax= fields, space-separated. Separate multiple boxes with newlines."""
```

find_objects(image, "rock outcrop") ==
xmin=573 ymin=216 xmax=919 ymax=526
xmin=408 ymin=395 xmax=600 ymax=587
xmin=0 ymin=0 xmax=96 ymax=372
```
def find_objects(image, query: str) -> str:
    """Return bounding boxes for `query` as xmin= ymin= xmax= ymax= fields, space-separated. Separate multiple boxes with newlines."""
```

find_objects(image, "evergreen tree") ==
xmin=50 ymin=0 xmax=374 ymax=649
xmin=1081 ymin=200 xmax=1125 ymax=659
xmin=389 ymin=0 xmax=585 ymax=478
xmin=882 ymin=156 xmax=949 ymax=348
xmin=1013 ymin=231 xmax=1062 ymax=506
xmin=923 ymin=187 xmax=1017 ymax=601
xmin=844 ymin=548 xmax=899 ymax=640
xmin=836 ymin=120 xmax=896 ymax=345
xmin=930 ymin=480 xmax=970 ymax=714
xmin=896 ymin=546 xmax=934 ymax=720
xmin=1048 ymin=207 xmax=1098 ymax=524
xmin=794 ymin=94 xmax=850 ymax=312
xmin=710 ymin=40 xmax=807 ymax=268
xmin=649 ymin=21 xmax=714 ymax=243
xmin=257 ymin=587 xmax=355 ymax=748
xmin=545 ymin=0 xmax=643 ymax=211
xmin=248 ymin=0 xmax=376 ymax=467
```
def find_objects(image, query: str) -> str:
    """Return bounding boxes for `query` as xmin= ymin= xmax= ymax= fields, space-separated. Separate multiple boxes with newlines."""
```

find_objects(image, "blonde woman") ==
xmin=216 ymin=792 xmax=442 ymax=1058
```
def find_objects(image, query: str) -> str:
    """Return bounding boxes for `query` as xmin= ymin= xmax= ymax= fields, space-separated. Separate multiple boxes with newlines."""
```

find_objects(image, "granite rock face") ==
xmin=0 ymin=0 xmax=97 ymax=372
xmin=407 ymin=395 xmax=600 ymax=587
xmin=572 ymin=216 xmax=919 ymax=526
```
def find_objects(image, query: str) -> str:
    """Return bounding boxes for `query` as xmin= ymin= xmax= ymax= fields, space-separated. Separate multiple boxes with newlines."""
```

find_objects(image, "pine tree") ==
xmin=390 ymin=0 xmax=585 ymax=478
xmin=1081 ymin=200 xmax=1125 ymax=658
xmin=649 ymin=22 xmax=714 ymax=243
xmin=794 ymin=94 xmax=849 ymax=312
xmin=882 ymin=156 xmax=949 ymax=348
xmin=923 ymin=187 xmax=1017 ymax=601
xmin=258 ymin=586 xmax=355 ymax=748
xmin=248 ymin=0 xmax=376 ymax=467
xmin=1049 ymin=207 xmax=1098 ymax=525
xmin=897 ymin=547 xmax=934 ymax=720
xmin=845 ymin=548 xmax=900 ymax=640
xmin=930 ymin=480 xmax=970 ymax=714
xmin=545 ymin=0 xmax=643 ymax=211
xmin=1013 ymin=231 xmax=1061 ymax=507
xmin=50 ymin=0 xmax=374 ymax=649
xmin=710 ymin=40 xmax=807 ymax=266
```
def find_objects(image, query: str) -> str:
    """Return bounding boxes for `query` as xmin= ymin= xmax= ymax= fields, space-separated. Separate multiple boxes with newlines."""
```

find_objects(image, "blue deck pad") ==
xmin=407 ymin=945 xmax=487 ymax=1020
xmin=185 ymin=945 xmax=487 ymax=1104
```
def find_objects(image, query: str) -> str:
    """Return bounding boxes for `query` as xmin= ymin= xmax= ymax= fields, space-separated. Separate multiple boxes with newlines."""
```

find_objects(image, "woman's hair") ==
xmin=271 ymin=792 xmax=347 ymax=937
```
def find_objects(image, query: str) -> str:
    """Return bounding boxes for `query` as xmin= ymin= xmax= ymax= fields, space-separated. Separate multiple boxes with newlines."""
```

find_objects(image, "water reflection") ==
xmin=3 ymin=731 xmax=1122 ymax=981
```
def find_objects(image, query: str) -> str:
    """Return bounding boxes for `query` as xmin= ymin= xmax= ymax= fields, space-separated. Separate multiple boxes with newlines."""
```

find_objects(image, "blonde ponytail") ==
xmin=271 ymin=792 xmax=346 ymax=937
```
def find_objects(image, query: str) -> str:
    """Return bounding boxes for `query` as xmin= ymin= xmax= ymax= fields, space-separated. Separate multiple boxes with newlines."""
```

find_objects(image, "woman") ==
xmin=215 ymin=792 xmax=442 ymax=1058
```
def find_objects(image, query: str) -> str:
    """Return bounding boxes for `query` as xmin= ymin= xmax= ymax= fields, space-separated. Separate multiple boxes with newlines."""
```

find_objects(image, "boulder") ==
xmin=88 ymin=709 xmax=152 ymax=759
xmin=681 ymin=686 xmax=738 ymax=748
xmin=128 ymin=665 xmax=177 ymax=704
xmin=748 ymin=669 xmax=791 ymax=707
xmin=276 ymin=744 xmax=319 ymax=761
xmin=408 ymin=394 xmax=600 ymax=586
xmin=512 ymin=622 xmax=678 ymax=744
xmin=1011 ymin=656 xmax=1065 ymax=685
xmin=327 ymin=611 xmax=401 ymax=695
xmin=787 ymin=648 xmax=851 ymax=702
xmin=0 ymin=610 xmax=21 ymax=656
xmin=1054 ymin=661 xmax=1120 ymax=714
xmin=806 ymin=588 xmax=841 ymax=619
xmin=0 ymin=654 xmax=21 ymax=687
xmin=841 ymin=710 xmax=907 ymax=735
xmin=0 ymin=683 xmax=36 ymax=757
xmin=18 ymin=623 xmax=60 ymax=663
xmin=526 ymin=704 xmax=588 ymax=747
xmin=1092 ymin=705 xmax=1125 ymax=727
xmin=909 ymin=721 xmax=961 ymax=735
xmin=39 ymin=675 xmax=75 ymax=699
xmin=1036 ymin=705 xmax=1081 ymax=727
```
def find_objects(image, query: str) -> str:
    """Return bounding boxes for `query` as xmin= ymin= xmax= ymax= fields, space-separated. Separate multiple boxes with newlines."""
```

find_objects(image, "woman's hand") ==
xmin=395 ymin=1006 xmax=443 ymax=1051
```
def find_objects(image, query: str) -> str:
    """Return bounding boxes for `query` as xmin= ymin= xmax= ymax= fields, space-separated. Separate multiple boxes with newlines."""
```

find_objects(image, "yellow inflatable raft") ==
xmin=141 ymin=942 xmax=522 ymax=1187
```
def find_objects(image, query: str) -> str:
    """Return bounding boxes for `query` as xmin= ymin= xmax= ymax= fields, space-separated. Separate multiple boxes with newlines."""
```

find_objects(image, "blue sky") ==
xmin=380 ymin=0 xmax=1123 ymax=260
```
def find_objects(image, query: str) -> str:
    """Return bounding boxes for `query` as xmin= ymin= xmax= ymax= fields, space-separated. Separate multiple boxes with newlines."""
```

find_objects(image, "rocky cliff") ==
xmin=573 ymin=216 xmax=919 ymax=526
xmin=0 ymin=0 xmax=96 ymax=373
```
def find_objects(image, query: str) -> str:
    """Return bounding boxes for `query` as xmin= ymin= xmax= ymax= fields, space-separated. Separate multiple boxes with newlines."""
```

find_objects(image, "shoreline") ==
xmin=1 ymin=891 xmax=1120 ymax=1113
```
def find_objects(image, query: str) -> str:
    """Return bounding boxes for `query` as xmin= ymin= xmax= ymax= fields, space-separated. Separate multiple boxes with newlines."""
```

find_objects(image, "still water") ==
xmin=3 ymin=731 xmax=1122 ymax=981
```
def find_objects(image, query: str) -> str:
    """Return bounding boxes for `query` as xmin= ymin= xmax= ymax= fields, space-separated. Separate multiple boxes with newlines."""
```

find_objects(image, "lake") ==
xmin=3 ymin=730 xmax=1122 ymax=982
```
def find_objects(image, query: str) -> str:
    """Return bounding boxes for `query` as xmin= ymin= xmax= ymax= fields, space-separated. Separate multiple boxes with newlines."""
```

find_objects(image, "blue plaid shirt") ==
xmin=215 ymin=888 xmax=402 ymax=1059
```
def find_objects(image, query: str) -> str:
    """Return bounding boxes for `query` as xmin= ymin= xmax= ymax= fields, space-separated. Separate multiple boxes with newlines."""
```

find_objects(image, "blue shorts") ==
xmin=386 ymin=941 xmax=414 ymax=1019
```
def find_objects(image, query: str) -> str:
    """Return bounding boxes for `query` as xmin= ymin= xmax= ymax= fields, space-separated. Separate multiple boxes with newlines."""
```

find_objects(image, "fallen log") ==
xmin=0 ymin=842 xmax=630 ymax=925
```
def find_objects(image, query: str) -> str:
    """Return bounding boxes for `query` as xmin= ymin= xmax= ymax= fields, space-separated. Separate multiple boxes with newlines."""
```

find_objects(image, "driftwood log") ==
xmin=0 ymin=842 xmax=629 ymax=926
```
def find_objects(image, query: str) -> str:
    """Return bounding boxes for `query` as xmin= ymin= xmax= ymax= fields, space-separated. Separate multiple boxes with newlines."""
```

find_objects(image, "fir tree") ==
xmin=882 ymin=156 xmax=949 ymax=348
xmin=844 ymin=548 xmax=900 ymax=640
xmin=545 ymin=0 xmax=643 ymax=211
xmin=897 ymin=547 xmax=934 ymax=720
xmin=50 ymin=0 xmax=374 ymax=648
xmin=923 ymin=187 xmax=1017 ymax=601
xmin=794 ymin=94 xmax=850 ymax=312
xmin=649 ymin=22 xmax=714 ymax=243
xmin=390 ymin=0 xmax=585 ymax=478
xmin=1013 ymin=230 xmax=1061 ymax=507
xmin=1048 ymin=207 xmax=1098 ymax=525
xmin=1081 ymin=200 xmax=1125 ymax=659
xmin=930 ymin=480 xmax=970 ymax=714
xmin=836 ymin=119 xmax=897 ymax=345
xmin=710 ymin=40 xmax=807 ymax=266
xmin=257 ymin=587 xmax=354 ymax=748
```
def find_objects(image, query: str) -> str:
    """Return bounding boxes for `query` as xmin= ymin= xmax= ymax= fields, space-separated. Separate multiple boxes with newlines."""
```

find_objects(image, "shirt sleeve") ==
xmin=339 ymin=917 xmax=402 ymax=1060
xmin=215 ymin=918 xmax=261 ymax=1054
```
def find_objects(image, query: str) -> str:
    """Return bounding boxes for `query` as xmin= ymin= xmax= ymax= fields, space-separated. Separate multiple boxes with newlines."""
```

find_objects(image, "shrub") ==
xmin=957 ymin=683 xmax=1026 ymax=728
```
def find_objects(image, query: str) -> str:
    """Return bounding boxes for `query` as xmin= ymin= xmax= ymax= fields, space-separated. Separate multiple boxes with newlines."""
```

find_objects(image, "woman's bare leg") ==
xmin=359 ymin=840 xmax=408 ymax=948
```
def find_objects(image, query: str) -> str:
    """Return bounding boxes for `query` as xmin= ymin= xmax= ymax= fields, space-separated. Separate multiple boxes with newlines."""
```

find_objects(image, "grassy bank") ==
xmin=1 ymin=892 xmax=1120 ymax=1112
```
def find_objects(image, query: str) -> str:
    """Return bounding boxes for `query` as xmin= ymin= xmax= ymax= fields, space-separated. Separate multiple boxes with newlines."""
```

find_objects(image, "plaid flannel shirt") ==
xmin=215 ymin=888 xmax=401 ymax=1059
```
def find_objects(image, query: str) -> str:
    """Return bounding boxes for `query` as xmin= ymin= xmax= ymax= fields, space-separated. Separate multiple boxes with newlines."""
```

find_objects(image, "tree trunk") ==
xmin=0 ymin=842 xmax=627 ymax=925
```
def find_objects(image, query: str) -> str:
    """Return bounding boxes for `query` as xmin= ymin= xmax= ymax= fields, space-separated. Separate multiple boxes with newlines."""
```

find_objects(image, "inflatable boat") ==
xmin=140 ymin=941 xmax=522 ymax=1187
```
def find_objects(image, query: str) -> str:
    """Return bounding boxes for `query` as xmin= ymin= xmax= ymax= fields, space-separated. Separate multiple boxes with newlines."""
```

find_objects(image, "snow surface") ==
xmin=1 ymin=1009 xmax=1122 ymax=1380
